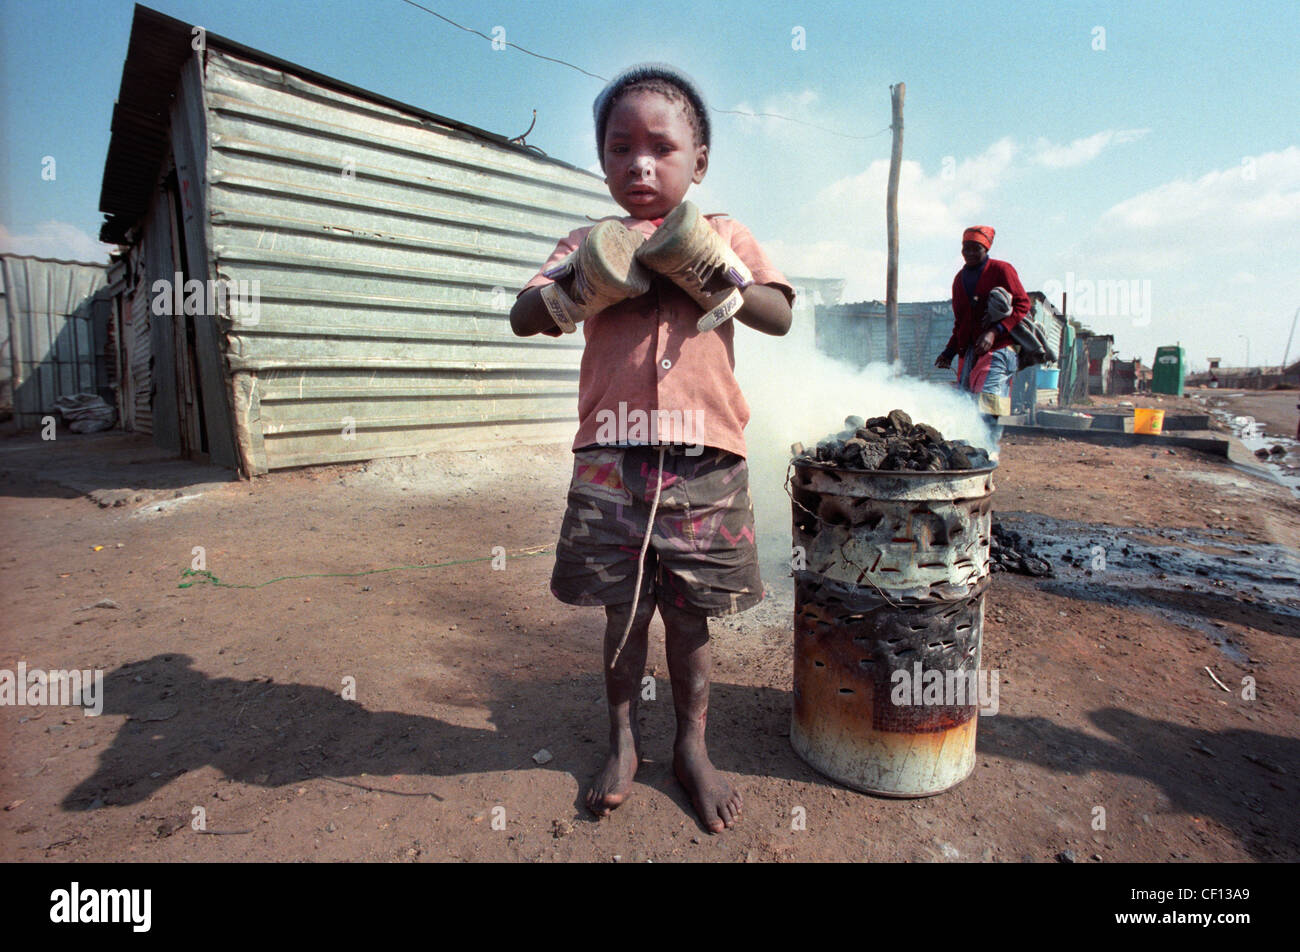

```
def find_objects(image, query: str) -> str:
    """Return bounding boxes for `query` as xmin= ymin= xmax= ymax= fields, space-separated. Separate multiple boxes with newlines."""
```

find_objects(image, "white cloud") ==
xmin=1046 ymin=147 xmax=1300 ymax=367
xmin=0 ymin=221 xmax=115 ymax=264
xmin=1098 ymin=146 xmax=1299 ymax=239
xmin=757 ymin=137 xmax=1019 ymax=301
xmin=1031 ymin=128 xmax=1149 ymax=168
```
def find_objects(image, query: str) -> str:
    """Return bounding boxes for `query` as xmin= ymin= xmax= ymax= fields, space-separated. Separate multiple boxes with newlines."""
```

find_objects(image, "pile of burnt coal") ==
xmin=990 ymin=523 xmax=1054 ymax=577
xmin=794 ymin=410 xmax=993 ymax=471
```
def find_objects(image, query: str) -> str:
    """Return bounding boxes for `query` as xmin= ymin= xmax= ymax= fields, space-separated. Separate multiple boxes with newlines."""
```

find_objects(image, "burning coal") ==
xmin=794 ymin=409 xmax=993 ymax=471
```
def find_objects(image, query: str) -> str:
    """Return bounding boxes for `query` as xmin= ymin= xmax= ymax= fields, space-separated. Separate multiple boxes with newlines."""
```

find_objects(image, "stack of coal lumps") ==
xmin=797 ymin=410 xmax=993 ymax=471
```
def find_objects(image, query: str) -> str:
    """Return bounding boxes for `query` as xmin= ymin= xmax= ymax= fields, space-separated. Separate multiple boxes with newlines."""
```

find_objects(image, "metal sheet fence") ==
xmin=201 ymin=50 xmax=620 ymax=472
xmin=1 ymin=255 xmax=109 ymax=429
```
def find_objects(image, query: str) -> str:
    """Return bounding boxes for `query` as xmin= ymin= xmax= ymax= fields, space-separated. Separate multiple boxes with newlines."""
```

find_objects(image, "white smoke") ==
xmin=734 ymin=302 xmax=994 ymax=583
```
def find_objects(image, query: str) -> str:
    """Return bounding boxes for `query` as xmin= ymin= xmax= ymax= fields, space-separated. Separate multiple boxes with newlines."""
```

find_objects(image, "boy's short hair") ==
xmin=593 ymin=63 xmax=710 ymax=164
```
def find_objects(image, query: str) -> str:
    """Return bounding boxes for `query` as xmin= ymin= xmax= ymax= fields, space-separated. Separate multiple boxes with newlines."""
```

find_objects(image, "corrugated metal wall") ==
xmin=815 ymin=297 xmax=1062 ymax=403
xmin=128 ymin=251 xmax=153 ymax=436
xmin=814 ymin=301 xmax=955 ymax=383
xmin=0 ymin=265 xmax=9 ymax=414
xmin=198 ymin=49 xmax=620 ymax=473
xmin=0 ymin=255 xmax=109 ymax=429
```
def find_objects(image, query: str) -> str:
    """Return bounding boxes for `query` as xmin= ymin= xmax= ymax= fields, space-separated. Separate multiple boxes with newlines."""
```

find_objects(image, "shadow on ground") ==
xmin=62 ymin=654 xmax=1299 ymax=854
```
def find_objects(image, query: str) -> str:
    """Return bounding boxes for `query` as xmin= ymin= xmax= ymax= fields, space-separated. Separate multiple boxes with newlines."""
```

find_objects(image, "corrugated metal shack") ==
xmin=1 ymin=254 xmax=111 ymax=430
xmin=1027 ymin=292 xmax=1066 ymax=359
xmin=1085 ymin=333 xmax=1115 ymax=395
xmin=98 ymin=4 xmax=619 ymax=475
xmin=1109 ymin=357 xmax=1151 ymax=395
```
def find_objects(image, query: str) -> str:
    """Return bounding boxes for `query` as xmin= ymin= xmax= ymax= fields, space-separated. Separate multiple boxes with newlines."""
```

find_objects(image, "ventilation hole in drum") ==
xmin=881 ymin=567 xmax=901 ymax=573
xmin=885 ymin=637 xmax=902 ymax=645
xmin=956 ymin=624 xmax=972 ymax=632
xmin=859 ymin=659 xmax=874 ymax=668
xmin=853 ymin=512 xmax=884 ymax=531
xmin=820 ymin=504 xmax=851 ymax=527
xmin=891 ymin=537 xmax=914 ymax=544
xmin=839 ymin=687 xmax=855 ymax=695
xmin=918 ymin=562 xmax=946 ymax=569
xmin=894 ymin=647 xmax=917 ymax=659
xmin=942 ymin=639 xmax=955 ymax=648
xmin=813 ymin=660 xmax=825 ymax=668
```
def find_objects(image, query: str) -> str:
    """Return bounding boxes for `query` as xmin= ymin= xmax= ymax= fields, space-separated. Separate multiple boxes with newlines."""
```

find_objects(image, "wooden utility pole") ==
xmin=885 ymin=82 xmax=905 ymax=365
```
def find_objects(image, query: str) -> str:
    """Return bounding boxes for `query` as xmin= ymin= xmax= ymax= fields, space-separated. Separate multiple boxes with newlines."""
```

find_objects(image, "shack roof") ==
xmin=99 ymin=4 xmax=592 ymax=244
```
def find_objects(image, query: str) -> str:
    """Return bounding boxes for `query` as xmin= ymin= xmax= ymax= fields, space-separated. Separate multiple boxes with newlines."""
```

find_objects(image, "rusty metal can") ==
xmin=789 ymin=459 xmax=994 ymax=796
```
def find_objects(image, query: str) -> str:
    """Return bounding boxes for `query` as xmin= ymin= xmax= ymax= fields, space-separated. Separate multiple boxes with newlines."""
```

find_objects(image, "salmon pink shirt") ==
xmin=521 ymin=214 xmax=793 ymax=460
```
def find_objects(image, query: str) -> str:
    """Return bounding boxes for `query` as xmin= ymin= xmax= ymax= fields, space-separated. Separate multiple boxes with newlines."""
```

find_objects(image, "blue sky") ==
xmin=2 ymin=0 xmax=1297 ymax=369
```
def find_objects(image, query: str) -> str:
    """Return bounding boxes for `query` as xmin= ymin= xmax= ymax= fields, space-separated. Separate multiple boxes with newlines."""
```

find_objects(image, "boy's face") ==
xmin=602 ymin=90 xmax=708 ymax=220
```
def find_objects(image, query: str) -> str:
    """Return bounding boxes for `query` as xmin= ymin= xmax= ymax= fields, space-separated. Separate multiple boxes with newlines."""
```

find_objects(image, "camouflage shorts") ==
xmin=550 ymin=445 xmax=764 ymax=616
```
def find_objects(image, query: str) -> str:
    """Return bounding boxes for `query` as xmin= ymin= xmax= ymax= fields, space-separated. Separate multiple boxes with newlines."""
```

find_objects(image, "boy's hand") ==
xmin=539 ymin=220 xmax=650 ymax=333
xmin=636 ymin=201 xmax=753 ymax=332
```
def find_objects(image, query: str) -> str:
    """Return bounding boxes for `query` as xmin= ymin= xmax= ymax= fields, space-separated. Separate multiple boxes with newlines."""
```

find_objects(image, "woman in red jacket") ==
xmin=934 ymin=225 xmax=1029 ymax=458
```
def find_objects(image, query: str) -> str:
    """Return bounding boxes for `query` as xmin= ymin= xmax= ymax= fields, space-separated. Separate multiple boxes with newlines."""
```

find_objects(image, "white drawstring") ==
xmin=610 ymin=445 xmax=666 ymax=670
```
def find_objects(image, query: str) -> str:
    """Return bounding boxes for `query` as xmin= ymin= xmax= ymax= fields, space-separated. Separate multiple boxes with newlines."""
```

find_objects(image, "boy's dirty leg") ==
xmin=587 ymin=597 xmax=655 ymax=815
xmin=662 ymin=601 xmax=743 ymax=832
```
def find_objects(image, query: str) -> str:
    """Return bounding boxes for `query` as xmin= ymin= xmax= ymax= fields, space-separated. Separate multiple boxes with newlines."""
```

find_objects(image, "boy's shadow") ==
xmin=66 ymin=653 xmax=807 ymax=833
xmin=64 ymin=653 xmax=582 ymax=811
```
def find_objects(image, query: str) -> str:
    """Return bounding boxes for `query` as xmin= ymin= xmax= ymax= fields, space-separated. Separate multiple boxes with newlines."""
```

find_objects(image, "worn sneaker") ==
xmin=539 ymin=220 xmax=651 ymax=333
xmin=636 ymin=201 xmax=753 ymax=332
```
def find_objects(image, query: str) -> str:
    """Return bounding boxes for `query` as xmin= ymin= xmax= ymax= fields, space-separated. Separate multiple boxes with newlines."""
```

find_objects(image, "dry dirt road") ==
xmin=1 ymin=422 xmax=1297 ymax=863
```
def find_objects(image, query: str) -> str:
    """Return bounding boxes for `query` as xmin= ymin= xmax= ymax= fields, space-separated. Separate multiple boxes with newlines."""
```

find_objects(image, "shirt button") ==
xmin=660 ymin=358 xmax=672 ymax=370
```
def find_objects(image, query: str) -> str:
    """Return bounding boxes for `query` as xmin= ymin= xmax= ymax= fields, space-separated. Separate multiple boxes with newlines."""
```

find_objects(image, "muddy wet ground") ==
xmin=997 ymin=512 xmax=1300 ymax=662
xmin=1 ymin=424 xmax=1297 ymax=863
xmin=1188 ymin=388 xmax=1300 ymax=496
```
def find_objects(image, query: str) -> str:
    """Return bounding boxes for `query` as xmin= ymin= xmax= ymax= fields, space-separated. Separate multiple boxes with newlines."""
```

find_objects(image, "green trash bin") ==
xmin=1152 ymin=345 xmax=1185 ymax=396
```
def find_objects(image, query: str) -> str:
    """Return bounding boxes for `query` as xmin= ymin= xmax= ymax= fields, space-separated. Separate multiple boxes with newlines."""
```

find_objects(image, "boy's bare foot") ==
xmin=586 ymin=727 xmax=641 ymax=815
xmin=674 ymin=735 xmax=742 ymax=833
xmin=590 ymin=597 xmax=654 ymax=816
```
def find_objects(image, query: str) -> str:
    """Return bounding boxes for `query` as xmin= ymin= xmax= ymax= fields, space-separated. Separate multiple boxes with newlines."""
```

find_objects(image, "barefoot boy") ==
xmin=510 ymin=64 xmax=793 ymax=833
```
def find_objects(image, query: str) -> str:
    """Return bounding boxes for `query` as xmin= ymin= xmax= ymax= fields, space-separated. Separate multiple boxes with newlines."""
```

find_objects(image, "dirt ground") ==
xmin=1 ymin=418 xmax=1297 ymax=863
xmin=1191 ymin=387 xmax=1300 ymax=440
xmin=1083 ymin=386 xmax=1300 ymax=441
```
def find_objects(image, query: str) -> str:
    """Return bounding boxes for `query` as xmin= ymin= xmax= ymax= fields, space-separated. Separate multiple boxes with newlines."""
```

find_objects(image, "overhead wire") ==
xmin=396 ymin=0 xmax=888 ymax=142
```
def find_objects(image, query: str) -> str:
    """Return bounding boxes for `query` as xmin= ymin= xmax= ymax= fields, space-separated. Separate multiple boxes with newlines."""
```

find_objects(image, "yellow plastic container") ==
xmin=1133 ymin=408 xmax=1165 ymax=434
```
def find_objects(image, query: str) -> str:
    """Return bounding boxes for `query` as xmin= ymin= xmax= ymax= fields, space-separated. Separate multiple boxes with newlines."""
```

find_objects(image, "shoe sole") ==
xmin=586 ymin=220 xmax=651 ymax=296
xmin=637 ymin=201 xmax=705 ymax=269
